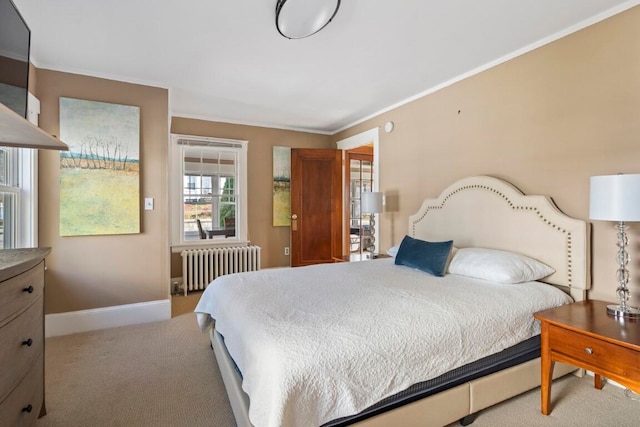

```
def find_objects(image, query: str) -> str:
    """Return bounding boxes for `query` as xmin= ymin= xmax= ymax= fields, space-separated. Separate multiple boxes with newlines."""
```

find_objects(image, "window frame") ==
xmin=0 ymin=147 xmax=19 ymax=248
xmin=0 ymin=146 xmax=37 ymax=249
xmin=169 ymin=134 xmax=248 ymax=250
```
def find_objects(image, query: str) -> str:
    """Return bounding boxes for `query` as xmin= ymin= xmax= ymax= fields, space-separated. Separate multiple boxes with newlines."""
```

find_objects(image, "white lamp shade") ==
xmin=361 ymin=192 xmax=383 ymax=214
xmin=276 ymin=0 xmax=340 ymax=39
xmin=589 ymin=174 xmax=640 ymax=221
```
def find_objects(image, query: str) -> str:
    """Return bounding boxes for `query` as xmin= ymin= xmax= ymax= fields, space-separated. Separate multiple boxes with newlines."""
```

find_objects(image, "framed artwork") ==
xmin=273 ymin=146 xmax=291 ymax=226
xmin=59 ymin=97 xmax=140 ymax=236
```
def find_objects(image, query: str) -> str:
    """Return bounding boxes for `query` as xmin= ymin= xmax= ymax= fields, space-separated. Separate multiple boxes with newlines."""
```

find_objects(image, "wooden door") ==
xmin=290 ymin=149 xmax=342 ymax=267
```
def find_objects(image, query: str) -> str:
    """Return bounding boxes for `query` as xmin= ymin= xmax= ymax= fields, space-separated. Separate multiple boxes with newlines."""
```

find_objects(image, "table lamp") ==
xmin=361 ymin=191 xmax=383 ymax=255
xmin=589 ymin=173 xmax=640 ymax=318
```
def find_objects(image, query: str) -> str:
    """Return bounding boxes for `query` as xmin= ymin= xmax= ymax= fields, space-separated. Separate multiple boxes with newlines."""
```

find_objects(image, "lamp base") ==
xmin=607 ymin=304 xmax=640 ymax=319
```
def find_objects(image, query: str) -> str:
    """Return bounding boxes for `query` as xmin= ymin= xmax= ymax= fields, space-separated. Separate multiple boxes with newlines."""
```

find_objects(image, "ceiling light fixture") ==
xmin=275 ymin=0 xmax=341 ymax=39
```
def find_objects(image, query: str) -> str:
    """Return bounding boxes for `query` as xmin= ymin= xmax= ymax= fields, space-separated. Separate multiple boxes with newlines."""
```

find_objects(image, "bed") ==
xmin=195 ymin=175 xmax=590 ymax=427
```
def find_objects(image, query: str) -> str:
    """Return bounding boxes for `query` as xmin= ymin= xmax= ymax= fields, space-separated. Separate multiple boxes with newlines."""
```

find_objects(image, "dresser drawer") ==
xmin=0 ymin=296 xmax=44 ymax=403
xmin=0 ymin=261 xmax=44 ymax=327
xmin=0 ymin=351 xmax=43 ymax=427
xmin=549 ymin=324 xmax=640 ymax=378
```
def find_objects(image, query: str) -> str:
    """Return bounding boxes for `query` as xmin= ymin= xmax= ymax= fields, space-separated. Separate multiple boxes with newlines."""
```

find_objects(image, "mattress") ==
xmin=324 ymin=335 xmax=541 ymax=426
xmin=195 ymin=258 xmax=572 ymax=427
xmin=218 ymin=331 xmax=541 ymax=426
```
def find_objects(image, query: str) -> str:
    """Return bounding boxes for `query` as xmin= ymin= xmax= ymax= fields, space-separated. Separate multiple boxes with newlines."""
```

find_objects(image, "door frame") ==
xmin=336 ymin=127 xmax=380 ymax=252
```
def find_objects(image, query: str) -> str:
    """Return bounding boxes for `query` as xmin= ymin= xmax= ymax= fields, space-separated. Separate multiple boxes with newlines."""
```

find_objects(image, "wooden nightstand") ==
xmin=333 ymin=253 xmax=391 ymax=263
xmin=534 ymin=300 xmax=640 ymax=415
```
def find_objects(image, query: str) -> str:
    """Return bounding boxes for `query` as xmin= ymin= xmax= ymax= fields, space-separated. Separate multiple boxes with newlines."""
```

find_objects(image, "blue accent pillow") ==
xmin=394 ymin=235 xmax=453 ymax=277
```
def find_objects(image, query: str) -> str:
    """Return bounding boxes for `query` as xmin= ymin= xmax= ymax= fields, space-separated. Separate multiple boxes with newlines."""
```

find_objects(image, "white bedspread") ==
xmin=195 ymin=258 xmax=572 ymax=427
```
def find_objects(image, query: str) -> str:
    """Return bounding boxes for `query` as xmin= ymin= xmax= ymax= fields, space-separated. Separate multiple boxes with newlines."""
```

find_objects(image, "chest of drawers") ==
xmin=0 ymin=248 xmax=50 ymax=426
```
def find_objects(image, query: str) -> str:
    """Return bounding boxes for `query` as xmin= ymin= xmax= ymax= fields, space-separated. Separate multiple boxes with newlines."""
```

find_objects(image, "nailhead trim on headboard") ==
xmin=411 ymin=183 xmax=573 ymax=288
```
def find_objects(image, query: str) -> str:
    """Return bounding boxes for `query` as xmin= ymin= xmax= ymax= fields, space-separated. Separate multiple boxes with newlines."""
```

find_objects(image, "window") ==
xmin=0 ymin=148 xmax=17 ymax=248
xmin=170 ymin=134 xmax=248 ymax=247
xmin=0 ymin=146 xmax=37 ymax=249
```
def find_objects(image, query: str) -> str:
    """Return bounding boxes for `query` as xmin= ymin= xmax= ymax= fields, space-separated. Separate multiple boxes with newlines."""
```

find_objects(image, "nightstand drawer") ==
xmin=549 ymin=325 xmax=640 ymax=378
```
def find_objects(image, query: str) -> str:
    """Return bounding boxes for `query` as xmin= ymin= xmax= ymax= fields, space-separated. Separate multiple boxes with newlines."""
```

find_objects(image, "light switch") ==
xmin=144 ymin=197 xmax=154 ymax=210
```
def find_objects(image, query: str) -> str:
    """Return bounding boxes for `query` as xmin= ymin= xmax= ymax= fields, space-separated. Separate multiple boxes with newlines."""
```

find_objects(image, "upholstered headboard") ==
xmin=409 ymin=176 xmax=590 ymax=300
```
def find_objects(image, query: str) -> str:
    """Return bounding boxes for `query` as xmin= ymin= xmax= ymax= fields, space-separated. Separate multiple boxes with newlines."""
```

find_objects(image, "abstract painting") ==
xmin=273 ymin=146 xmax=291 ymax=226
xmin=59 ymin=97 xmax=140 ymax=236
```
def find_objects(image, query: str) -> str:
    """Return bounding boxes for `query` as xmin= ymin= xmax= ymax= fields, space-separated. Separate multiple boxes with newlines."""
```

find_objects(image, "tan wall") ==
xmin=333 ymin=7 xmax=640 ymax=305
xmin=170 ymin=117 xmax=332 ymax=274
xmin=36 ymin=69 xmax=169 ymax=314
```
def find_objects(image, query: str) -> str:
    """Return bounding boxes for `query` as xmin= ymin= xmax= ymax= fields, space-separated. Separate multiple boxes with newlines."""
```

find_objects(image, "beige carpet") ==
xmin=36 ymin=313 xmax=639 ymax=427
xmin=36 ymin=313 xmax=235 ymax=427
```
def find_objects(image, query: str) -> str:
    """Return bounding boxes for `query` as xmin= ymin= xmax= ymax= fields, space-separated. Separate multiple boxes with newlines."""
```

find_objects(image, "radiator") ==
xmin=181 ymin=246 xmax=261 ymax=295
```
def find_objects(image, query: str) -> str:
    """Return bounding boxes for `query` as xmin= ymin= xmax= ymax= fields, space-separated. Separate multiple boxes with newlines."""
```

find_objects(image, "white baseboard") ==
xmin=45 ymin=299 xmax=171 ymax=338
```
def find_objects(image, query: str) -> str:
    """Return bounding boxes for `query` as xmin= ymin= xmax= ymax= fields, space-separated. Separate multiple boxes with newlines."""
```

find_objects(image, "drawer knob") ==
xmin=23 ymin=285 xmax=34 ymax=294
xmin=22 ymin=404 xmax=33 ymax=413
xmin=22 ymin=338 xmax=33 ymax=347
xmin=585 ymin=347 xmax=594 ymax=355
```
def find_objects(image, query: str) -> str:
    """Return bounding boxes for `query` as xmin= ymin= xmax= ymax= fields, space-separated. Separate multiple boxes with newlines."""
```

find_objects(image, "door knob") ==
xmin=291 ymin=214 xmax=298 ymax=231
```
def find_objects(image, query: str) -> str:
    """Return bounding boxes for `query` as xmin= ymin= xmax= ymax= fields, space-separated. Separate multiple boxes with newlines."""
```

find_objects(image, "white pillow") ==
xmin=447 ymin=247 xmax=554 ymax=284
xmin=386 ymin=245 xmax=400 ymax=257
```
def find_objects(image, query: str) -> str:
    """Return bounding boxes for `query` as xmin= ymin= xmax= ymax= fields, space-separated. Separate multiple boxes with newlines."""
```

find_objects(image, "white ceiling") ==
xmin=13 ymin=0 xmax=640 ymax=134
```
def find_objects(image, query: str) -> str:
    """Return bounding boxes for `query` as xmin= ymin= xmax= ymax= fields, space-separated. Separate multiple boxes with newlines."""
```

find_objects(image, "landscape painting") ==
xmin=59 ymin=97 xmax=140 ymax=236
xmin=273 ymin=146 xmax=291 ymax=226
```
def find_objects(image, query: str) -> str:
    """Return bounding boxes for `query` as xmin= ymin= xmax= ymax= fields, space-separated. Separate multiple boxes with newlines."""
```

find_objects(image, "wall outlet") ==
xmin=284 ymin=247 xmax=290 ymax=256
xmin=144 ymin=197 xmax=154 ymax=210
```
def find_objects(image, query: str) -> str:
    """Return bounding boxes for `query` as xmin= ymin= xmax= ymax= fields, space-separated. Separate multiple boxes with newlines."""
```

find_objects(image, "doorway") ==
xmin=336 ymin=128 xmax=381 ymax=255
xmin=345 ymin=148 xmax=374 ymax=254
xmin=288 ymin=128 xmax=380 ymax=266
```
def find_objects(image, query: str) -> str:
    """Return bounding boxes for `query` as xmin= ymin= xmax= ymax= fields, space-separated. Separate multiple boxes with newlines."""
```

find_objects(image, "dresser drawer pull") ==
xmin=22 ymin=338 xmax=33 ymax=347
xmin=23 ymin=285 xmax=34 ymax=294
xmin=22 ymin=404 xmax=33 ymax=413
xmin=585 ymin=347 xmax=594 ymax=355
